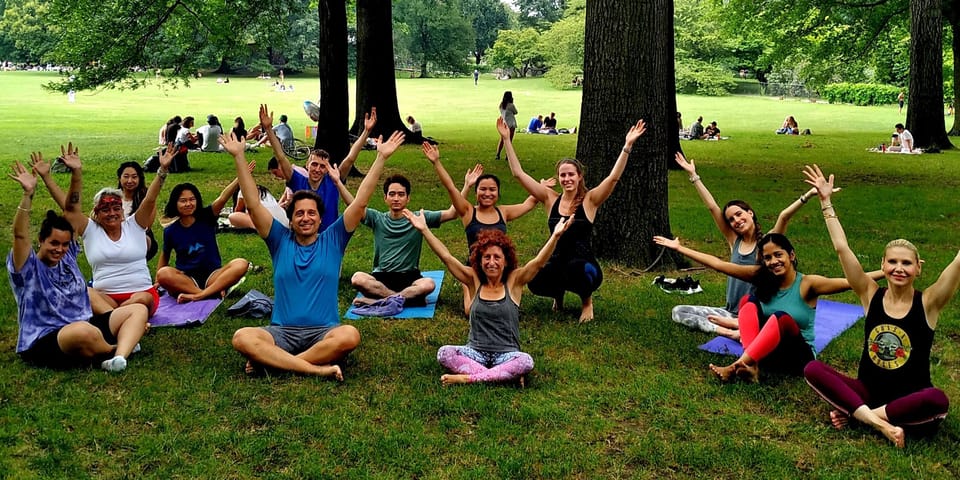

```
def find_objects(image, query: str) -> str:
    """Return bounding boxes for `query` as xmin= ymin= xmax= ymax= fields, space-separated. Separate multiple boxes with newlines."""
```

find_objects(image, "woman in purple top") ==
xmin=8 ymin=146 xmax=148 ymax=372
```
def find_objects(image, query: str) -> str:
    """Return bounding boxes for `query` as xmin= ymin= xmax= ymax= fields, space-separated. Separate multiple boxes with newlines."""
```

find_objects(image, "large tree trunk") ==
xmin=907 ymin=0 xmax=953 ymax=149
xmin=947 ymin=6 xmax=960 ymax=136
xmin=316 ymin=0 xmax=350 ymax=166
xmin=353 ymin=0 xmax=413 ymax=141
xmin=577 ymin=0 xmax=680 ymax=268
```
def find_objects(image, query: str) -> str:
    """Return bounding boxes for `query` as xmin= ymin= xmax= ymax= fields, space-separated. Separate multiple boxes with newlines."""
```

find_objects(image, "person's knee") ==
xmin=155 ymin=266 xmax=178 ymax=284
xmin=61 ymin=322 xmax=103 ymax=347
xmin=232 ymin=327 xmax=260 ymax=352
xmin=330 ymin=325 xmax=361 ymax=352
xmin=803 ymin=360 xmax=826 ymax=379
xmin=418 ymin=278 xmax=436 ymax=293
xmin=437 ymin=345 xmax=457 ymax=363
xmin=350 ymin=272 xmax=369 ymax=288
xmin=115 ymin=303 xmax=149 ymax=325
xmin=929 ymin=388 xmax=950 ymax=412
xmin=231 ymin=258 xmax=250 ymax=271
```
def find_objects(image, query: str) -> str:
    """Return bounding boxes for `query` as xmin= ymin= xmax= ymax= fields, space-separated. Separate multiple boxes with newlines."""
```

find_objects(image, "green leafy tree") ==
xmin=394 ymin=0 xmax=474 ymax=76
xmin=488 ymin=28 xmax=543 ymax=77
xmin=461 ymin=0 xmax=511 ymax=65
xmin=0 ymin=0 xmax=60 ymax=63
xmin=514 ymin=0 xmax=565 ymax=28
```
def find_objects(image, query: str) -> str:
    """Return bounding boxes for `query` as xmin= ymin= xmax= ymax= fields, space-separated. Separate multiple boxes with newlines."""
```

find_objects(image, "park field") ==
xmin=0 ymin=71 xmax=959 ymax=479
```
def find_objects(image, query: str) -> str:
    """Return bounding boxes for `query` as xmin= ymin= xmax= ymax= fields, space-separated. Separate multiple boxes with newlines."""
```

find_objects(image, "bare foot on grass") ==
xmin=829 ymin=410 xmax=849 ymax=430
xmin=441 ymin=374 xmax=471 ymax=386
xmin=735 ymin=361 xmax=759 ymax=383
xmin=709 ymin=363 xmax=737 ymax=382
xmin=878 ymin=424 xmax=906 ymax=448
xmin=315 ymin=365 xmax=343 ymax=381
xmin=579 ymin=298 xmax=594 ymax=323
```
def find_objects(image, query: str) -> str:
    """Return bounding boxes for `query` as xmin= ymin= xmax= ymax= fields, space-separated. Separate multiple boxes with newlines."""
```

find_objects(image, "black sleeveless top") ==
xmin=464 ymin=207 xmax=507 ymax=248
xmin=547 ymin=199 xmax=596 ymax=263
xmin=857 ymin=288 xmax=934 ymax=403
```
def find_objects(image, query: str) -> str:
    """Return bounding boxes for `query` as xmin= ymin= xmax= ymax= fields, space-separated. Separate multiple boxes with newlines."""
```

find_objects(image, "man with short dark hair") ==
xmin=350 ymin=175 xmax=457 ymax=309
xmin=222 ymin=112 xmax=405 ymax=378
xmin=894 ymin=123 xmax=914 ymax=153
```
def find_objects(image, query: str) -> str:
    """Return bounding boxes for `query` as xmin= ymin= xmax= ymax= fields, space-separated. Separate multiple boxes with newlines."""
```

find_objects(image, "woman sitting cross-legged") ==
xmin=653 ymin=232 xmax=876 ymax=382
xmin=10 ymin=148 xmax=148 ymax=372
xmin=802 ymin=164 xmax=957 ymax=448
xmin=156 ymin=177 xmax=250 ymax=303
xmin=404 ymin=208 xmax=570 ymax=386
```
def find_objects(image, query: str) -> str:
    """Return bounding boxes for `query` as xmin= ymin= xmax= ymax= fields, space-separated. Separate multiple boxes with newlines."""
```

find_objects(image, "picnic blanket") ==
xmin=698 ymin=299 xmax=864 ymax=356
xmin=150 ymin=294 xmax=222 ymax=327
xmin=345 ymin=270 xmax=444 ymax=320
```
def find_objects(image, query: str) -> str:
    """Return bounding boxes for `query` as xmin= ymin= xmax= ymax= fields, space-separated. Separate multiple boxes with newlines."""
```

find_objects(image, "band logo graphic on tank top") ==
xmin=867 ymin=323 xmax=911 ymax=370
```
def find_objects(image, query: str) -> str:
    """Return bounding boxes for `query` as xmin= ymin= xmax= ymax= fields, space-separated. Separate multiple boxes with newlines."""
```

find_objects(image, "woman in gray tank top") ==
xmin=669 ymin=152 xmax=830 ymax=339
xmin=404 ymin=208 xmax=571 ymax=386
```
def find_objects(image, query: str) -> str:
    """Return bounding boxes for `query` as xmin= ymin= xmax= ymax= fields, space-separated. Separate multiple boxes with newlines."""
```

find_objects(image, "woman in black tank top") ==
xmin=803 ymin=165 xmax=959 ymax=448
xmin=502 ymin=117 xmax=647 ymax=322
xmin=421 ymin=142 xmax=542 ymax=314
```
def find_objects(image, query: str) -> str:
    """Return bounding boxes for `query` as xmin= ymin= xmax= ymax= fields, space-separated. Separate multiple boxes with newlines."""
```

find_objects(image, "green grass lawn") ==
xmin=0 ymin=71 xmax=959 ymax=479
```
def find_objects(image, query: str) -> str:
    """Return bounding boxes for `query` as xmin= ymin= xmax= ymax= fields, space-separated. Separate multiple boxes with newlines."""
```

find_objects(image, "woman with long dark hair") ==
xmin=653 ymin=232 xmax=867 ymax=382
xmin=156 ymin=179 xmax=250 ymax=303
xmin=495 ymin=91 xmax=518 ymax=160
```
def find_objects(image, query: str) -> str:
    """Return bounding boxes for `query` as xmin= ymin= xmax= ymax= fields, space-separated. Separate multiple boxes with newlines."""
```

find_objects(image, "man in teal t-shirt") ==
xmin=351 ymin=175 xmax=456 ymax=307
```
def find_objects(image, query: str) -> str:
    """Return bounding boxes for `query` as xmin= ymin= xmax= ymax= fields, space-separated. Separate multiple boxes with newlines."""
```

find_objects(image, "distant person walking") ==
xmin=474 ymin=69 xmax=480 ymax=86
xmin=898 ymin=90 xmax=905 ymax=114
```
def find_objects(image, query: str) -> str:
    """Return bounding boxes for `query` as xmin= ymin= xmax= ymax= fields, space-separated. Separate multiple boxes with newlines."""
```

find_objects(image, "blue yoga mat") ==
xmin=344 ymin=270 xmax=445 ymax=320
xmin=150 ymin=294 xmax=222 ymax=327
xmin=698 ymin=299 xmax=864 ymax=356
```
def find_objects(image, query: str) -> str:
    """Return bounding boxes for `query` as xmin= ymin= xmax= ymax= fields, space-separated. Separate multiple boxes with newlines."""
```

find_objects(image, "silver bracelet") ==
xmin=689 ymin=174 xmax=701 ymax=184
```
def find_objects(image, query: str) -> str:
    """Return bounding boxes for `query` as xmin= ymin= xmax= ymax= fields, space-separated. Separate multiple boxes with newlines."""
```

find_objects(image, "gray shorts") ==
xmin=262 ymin=325 xmax=336 ymax=355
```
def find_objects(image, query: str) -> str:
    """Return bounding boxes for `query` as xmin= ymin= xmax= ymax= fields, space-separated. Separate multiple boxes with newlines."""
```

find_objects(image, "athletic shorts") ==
xmin=263 ymin=325 xmax=336 ymax=355
xmin=19 ymin=312 xmax=115 ymax=368
xmin=183 ymin=267 xmax=217 ymax=289
xmin=372 ymin=270 xmax=427 ymax=306
xmin=106 ymin=286 xmax=160 ymax=316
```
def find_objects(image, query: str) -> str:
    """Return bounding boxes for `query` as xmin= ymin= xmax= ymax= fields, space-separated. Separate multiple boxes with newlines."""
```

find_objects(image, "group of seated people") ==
xmin=526 ymin=112 xmax=560 ymax=134
xmin=684 ymin=116 xmax=722 ymax=140
xmin=9 ymin=105 xmax=954 ymax=448
xmin=12 ymin=103 xmax=645 ymax=388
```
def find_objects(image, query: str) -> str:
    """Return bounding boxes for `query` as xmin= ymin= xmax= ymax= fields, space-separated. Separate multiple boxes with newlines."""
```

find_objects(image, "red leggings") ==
xmin=737 ymin=296 xmax=811 ymax=366
xmin=804 ymin=360 xmax=949 ymax=427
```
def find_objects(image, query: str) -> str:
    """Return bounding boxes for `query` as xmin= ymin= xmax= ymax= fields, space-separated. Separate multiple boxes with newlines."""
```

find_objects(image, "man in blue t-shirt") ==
xmin=223 ymin=106 xmax=405 ymax=378
xmin=259 ymin=104 xmax=377 ymax=233
xmin=351 ymin=175 xmax=457 ymax=308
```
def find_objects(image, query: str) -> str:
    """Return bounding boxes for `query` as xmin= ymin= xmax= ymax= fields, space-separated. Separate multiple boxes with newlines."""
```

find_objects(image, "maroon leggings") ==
xmin=804 ymin=360 xmax=949 ymax=426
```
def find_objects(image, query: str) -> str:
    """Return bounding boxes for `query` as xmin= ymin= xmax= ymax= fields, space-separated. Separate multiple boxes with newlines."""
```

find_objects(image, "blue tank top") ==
xmin=725 ymin=237 xmax=756 ymax=314
xmin=464 ymin=207 xmax=507 ymax=248
xmin=760 ymin=272 xmax=816 ymax=351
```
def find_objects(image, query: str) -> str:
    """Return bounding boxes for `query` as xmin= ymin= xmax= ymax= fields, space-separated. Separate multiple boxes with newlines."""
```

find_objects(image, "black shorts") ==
xmin=372 ymin=269 xmax=427 ymax=306
xmin=184 ymin=267 xmax=217 ymax=288
xmin=19 ymin=312 xmax=116 ymax=369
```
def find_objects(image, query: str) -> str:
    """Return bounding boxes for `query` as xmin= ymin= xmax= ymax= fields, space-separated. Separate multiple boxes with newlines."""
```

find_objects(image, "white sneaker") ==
xmin=101 ymin=356 xmax=127 ymax=373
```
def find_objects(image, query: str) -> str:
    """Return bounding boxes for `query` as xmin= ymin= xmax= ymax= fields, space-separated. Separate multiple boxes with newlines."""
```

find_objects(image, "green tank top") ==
xmin=760 ymin=272 xmax=816 ymax=350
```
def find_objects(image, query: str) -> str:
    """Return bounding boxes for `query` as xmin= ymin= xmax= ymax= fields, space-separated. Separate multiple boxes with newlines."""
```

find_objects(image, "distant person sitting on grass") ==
xmin=893 ymin=123 xmax=914 ymax=153
xmin=703 ymin=121 xmax=721 ymax=139
xmin=10 ymin=148 xmax=148 ymax=372
xmin=689 ymin=116 xmax=704 ymax=139
xmin=156 ymin=179 xmax=250 ymax=303
xmin=776 ymin=116 xmax=799 ymax=135
xmin=405 ymin=209 xmax=570 ymax=386
xmin=222 ymin=122 xmax=405 ymax=378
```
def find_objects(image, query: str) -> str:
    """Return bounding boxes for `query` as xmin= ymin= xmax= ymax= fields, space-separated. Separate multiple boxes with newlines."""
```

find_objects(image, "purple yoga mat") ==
xmin=698 ymin=299 xmax=864 ymax=356
xmin=150 ymin=294 xmax=222 ymax=327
